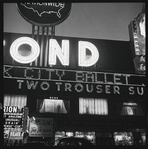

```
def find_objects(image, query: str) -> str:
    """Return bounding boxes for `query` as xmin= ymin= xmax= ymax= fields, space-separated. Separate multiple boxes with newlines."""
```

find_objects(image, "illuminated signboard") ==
xmin=4 ymin=33 xmax=145 ymax=98
xmin=133 ymin=55 xmax=145 ymax=73
xmin=128 ymin=8 xmax=145 ymax=74
xmin=129 ymin=11 xmax=145 ymax=56
xmin=9 ymin=37 xmax=99 ymax=67
xmin=17 ymin=3 xmax=71 ymax=26
xmin=10 ymin=37 xmax=40 ymax=64
xmin=4 ymin=65 xmax=145 ymax=98
xmin=3 ymin=106 xmax=23 ymax=138
xmin=4 ymin=33 xmax=135 ymax=72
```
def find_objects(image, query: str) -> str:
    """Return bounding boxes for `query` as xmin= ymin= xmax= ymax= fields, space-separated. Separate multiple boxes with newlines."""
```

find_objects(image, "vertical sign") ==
xmin=3 ymin=106 xmax=23 ymax=139
xmin=129 ymin=6 xmax=145 ymax=74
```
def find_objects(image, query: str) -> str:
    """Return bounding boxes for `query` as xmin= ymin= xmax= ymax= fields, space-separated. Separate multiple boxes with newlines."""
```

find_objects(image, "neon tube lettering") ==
xmin=10 ymin=37 xmax=100 ymax=67
xmin=10 ymin=37 xmax=40 ymax=64
xmin=78 ymin=41 xmax=99 ymax=67
xmin=49 ymin=39 xmax=69 ymax=66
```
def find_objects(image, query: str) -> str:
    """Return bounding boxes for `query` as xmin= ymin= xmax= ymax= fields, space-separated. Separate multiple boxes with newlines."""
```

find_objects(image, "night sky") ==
xmin=3 ymin=3 xmax=144 ymax=41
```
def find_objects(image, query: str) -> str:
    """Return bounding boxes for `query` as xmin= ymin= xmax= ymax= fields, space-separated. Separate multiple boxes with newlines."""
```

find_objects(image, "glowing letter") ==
xmin=75 ymin=83 xmax=83 ymax=92
xmin=56 ymin=82 xmax=62 ymax=91
xmin=113 ymin=86 xmax=120 ymax=94
xmin=137 ymin=87 xmax=144 ymax=95
xmin=78 ymin=41 xmax=99 ymax=67
xmin=96 ymin=85 xmax=103 ymax=93
xmin=10 ymin=37 xmax=40 ymax=64
xmin=49 ymin=39 xmax=69 ymax=66
xmin=65 ymin=83 xmax=72 ymax=92
xmin=129 ymin=87 xmax=135 ymax=95
xmin=40 ymin=82 xmax=50 ymax=90
xmin=17 ymin=80 xmax=24 ymax=89
xmin=26 ymin=81 xmax=38 ymax=90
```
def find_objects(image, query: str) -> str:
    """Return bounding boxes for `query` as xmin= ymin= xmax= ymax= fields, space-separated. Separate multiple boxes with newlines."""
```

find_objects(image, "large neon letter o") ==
xmin=10 ymin=37 xmax=40 ymax=64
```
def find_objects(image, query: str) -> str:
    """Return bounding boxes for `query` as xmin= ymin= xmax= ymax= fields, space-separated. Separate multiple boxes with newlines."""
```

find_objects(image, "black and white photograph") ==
xmin=3 ymin=2 xmax=146 ymax=147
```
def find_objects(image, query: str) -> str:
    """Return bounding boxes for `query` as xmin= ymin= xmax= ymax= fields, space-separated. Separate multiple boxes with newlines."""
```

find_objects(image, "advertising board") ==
xmin=4 ymin=33 xmax=135 ymax=72
xmin=3 ymin=106 xmax=24 ymax=139
xmin=29 ymin=118 xmax=53 ymax=137
xmin=4 ymin=65 xmax=145 ymax=98
xmin=3 ymin=33 xmax=145 ymax=98
xmin=128 ymin=9 xmax=145 ymax=74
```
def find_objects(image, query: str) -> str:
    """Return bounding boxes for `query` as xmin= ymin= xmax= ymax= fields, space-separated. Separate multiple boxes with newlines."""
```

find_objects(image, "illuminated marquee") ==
xmin=4 ymin=65 xmax=145 ymax=97
xmin=10 ymin=37 xmax=99 ymax=67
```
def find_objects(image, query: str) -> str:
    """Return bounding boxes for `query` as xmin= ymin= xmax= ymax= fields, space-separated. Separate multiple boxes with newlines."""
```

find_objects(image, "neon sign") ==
xmin=5 ymin=32 xmax=137 ymax=72
xmin=133 ymin=55 xmax=146 ymax=72
xmin=128 ymin=8 xmax=146 ymax=74
xmin=49 ymin=39 xmax=69 ymax=66
xmin=78 ymin=41 xmax=99 ymax=67
xmin=10 ymin=37 xmax=40 ymax=64
xmin=10 ymin=37 xmax=99 ymax=67
xmin=4 ymin=65 xmax=145 ymax=97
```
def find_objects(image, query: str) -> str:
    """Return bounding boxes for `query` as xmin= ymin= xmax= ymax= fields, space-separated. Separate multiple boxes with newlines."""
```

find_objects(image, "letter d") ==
xmin=78 ymin=41 xmax=99 ymax=67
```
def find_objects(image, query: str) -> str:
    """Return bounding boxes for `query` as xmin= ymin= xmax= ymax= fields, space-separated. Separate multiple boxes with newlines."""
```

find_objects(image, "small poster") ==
xmin=29 ymin=118 xmax=53 ymax=137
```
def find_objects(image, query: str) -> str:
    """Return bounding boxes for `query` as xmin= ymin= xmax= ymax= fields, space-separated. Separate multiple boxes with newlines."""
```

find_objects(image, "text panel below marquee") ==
xmin=4 ymin=65 xmax=145 ymax=98
xmin=4 ymin=65 xmax=145 ymax=86
xmin=4 ymin=80 xmax=145 ymax=98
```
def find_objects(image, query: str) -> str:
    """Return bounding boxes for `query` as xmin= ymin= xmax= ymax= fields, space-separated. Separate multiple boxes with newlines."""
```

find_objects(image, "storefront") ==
xmin=3 ymin=31 xmax=146 ymax=146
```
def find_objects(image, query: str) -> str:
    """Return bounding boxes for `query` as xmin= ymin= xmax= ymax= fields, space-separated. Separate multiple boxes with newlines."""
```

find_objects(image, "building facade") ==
xmin=3 ymin=3 xmax=146 ymax=147
xmin=3 ymin=31 xmax=146 ymax=146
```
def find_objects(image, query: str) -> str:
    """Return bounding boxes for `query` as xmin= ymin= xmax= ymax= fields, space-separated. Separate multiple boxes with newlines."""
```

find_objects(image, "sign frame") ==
xmin=29 ymin=117 xmax=53 ymax=137
xmin=17 ymin=3 xmax=72 ymax=26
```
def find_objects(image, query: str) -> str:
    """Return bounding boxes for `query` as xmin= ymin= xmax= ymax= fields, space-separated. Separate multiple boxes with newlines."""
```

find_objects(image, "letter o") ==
xmin=10 ymin=37 xmax=40 ymax=64
xmin=75 ymin=83 xmax=83 ymax=92
xmin=9 ymin=107 xmax=12 ymax=112
xmin=40 ymin=82 xmax=50 ymax=90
